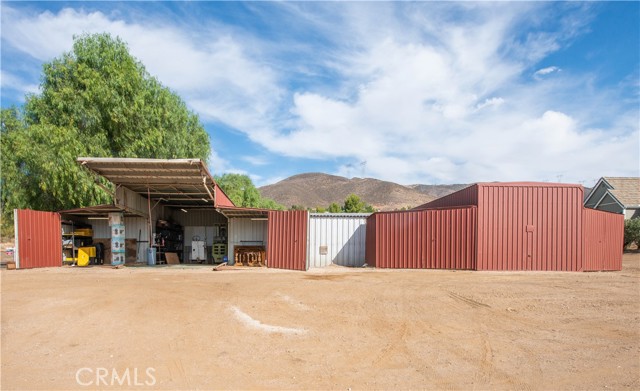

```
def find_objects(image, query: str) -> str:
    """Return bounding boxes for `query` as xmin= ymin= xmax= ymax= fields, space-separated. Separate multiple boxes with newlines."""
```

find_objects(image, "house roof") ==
xmin=77 ymin=157 xmax=235 ymax=210
xmin=602 ymin=177 xmax=640 ymax=207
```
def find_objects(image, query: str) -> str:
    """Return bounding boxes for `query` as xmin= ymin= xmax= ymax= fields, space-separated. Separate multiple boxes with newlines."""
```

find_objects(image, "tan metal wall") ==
xmin=476 ymin=184 xmax=584 ymax=271
xmin=267 ymin=210 xmax=308 ymax=270
xmin=365 ymin=207 xmax=477 ymax=269
xmin=583 ymin=208 xmax=623 ymax=271
xmin=14 ymin=209 xmax=62 ymax=269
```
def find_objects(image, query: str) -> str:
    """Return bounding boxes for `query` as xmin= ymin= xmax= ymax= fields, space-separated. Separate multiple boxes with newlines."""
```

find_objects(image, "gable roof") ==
xmin=603 ymin=177 xmax=640 ymax=207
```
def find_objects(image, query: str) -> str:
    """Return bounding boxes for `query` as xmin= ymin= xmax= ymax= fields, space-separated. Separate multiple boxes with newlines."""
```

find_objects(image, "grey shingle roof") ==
xmin=603 ymin=177 xmax=640 ymax=207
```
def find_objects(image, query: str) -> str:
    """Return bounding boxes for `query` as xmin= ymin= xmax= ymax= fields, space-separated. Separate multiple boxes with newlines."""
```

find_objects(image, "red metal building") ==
xmin=367 ymin=182 xmax=622 ymax=271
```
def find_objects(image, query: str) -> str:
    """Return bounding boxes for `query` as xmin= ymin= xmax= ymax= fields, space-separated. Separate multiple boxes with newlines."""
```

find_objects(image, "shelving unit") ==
xmin=154 ymin=221 xmax=184 ymax=264
xmin=61 ymin=222 xmax=93 ymax=264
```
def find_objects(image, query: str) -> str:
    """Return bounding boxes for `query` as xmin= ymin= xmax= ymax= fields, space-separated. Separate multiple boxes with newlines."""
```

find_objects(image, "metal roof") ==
xmin=58 ymin=204 xmax=147 ymax=217
xmin=216 ymin=206 xmax=269 ymax=219
xmin=77 ymin=157 xmax=235 ymax=210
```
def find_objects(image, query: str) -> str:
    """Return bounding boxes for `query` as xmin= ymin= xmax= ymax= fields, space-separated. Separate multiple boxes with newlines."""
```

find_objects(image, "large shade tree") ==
xmin=1 ymin=33 xmax=210 ymax=229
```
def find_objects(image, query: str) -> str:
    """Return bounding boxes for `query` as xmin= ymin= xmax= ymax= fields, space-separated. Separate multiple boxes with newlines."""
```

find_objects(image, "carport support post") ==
xmin=148 ymin=187 xmax=153 ymax=264
xmin=109 ymin=212 xmax=125 ymax=265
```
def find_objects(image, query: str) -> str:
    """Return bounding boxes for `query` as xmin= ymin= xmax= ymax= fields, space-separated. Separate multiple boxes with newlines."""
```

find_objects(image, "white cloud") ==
xmin=241 ymin=156 xmax=270 ymax=166
xmin=2 ymin=3 xmax=638 ymax=186
xmin=475 ymin=97 xmax=505 ymax=111
xmin=207 ymin=148 xmax=234 ymax=177
xmin=247 ymin=4 xmax=638 ymax=184
xmin=0 ymin=71 xmax=39 ymax=95
xmin=1 ymin=5 xmax=283 ymax=131
xmin=534 ymin=66 xmax=561 ymax=78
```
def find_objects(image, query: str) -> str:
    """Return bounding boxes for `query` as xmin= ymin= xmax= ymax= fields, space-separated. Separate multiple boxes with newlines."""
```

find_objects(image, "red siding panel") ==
xmin=413 ymin=184 xmax=478 ymax=209
xmin=267 ymin=210 xmax=308 ymax=270
xmin=214 ymin=184 xmax=236 ymax=207
xmin=583 ymin=208 xmax=623 ymax=271
xmin=14 ymin=209 xmax=62 ymax=269
xmin=366 ymin=207 xmax=476 ymax=269
xmin=476 ymin=184 xmax=584 ymax=271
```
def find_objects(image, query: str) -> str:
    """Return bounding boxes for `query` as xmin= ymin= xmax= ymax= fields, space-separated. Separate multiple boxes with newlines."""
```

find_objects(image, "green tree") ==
xmin=343 ymin=193 xmax=372 ymax=213
xmin=624 ymin=218 xmax=640 ymax=249
xmin=259 ymin=198 xmax=285 ymax=210
xmin=1 ymin=33 xmax=210 ymax=230
xmin=214 ymin=173 xmax=284 ymax=210
xmin=327 ymin=202 xmax=342 ymax=213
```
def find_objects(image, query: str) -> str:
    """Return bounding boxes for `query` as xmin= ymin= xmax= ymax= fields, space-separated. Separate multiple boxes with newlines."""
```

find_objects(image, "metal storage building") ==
xmin=367 ymin=182 xmax=623 ymax=271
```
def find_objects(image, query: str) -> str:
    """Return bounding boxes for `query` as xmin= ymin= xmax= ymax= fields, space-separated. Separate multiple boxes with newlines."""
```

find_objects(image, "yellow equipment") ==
xmin=77 ymin=246 xmax=96 ymax=267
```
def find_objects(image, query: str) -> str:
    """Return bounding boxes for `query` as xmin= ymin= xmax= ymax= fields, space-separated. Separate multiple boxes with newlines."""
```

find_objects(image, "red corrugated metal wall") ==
xmin=14 ymin=209 xmax=62 ymax=269
xmin=413 ymin=184 xmax=478 ymax=209
xmin=476 ymin=184 xmax=584 ymax=271
xmin=365 ymin=213 xmax=377 ymax=267
xmin=583 ymin=208 xmax=623 ymax=271
xmin=267 ymin=210 xmax=308 ymax=270
xmin=365 ymin=207 xmax=476 ymax=269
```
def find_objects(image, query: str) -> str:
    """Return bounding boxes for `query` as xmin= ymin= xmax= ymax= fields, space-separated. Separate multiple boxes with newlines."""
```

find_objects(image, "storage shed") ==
xmin=367 ymin=182 xmax=623 ymax=271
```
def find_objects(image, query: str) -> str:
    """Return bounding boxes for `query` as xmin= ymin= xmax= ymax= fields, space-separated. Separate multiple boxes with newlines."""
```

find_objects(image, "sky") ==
xmin=1 ymin=1 xmax=639 ymax=187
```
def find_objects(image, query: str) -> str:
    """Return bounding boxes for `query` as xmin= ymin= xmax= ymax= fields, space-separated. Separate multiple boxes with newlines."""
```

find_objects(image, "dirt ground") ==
xmin=1 ymin=253 xmax=639 ymax=390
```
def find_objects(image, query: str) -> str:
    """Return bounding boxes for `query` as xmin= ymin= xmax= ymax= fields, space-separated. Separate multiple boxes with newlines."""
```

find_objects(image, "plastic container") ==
xmin=147 ymin=247 xmax=157 ymax=266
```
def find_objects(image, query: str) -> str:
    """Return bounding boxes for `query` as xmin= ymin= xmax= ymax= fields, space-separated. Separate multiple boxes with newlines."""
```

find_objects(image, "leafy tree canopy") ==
xmin=214 ymin=173 xmax=284 ymax=210
xmin=1 ymin=33 xmax=210 ymax=229
xmin=624 ymin=218 xmax=640 ymax=249
xmin=327 ymin=202 xmax=342 ymax=213
xmin=307 ymin=195 xmax=375 ymax=213
xmin=343 ymin=194 xmax=375 ymax=213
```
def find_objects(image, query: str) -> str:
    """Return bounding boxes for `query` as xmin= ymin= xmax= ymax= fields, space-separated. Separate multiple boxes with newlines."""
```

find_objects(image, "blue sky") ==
xmin=1 ymin=1 xmax=638 ymax=187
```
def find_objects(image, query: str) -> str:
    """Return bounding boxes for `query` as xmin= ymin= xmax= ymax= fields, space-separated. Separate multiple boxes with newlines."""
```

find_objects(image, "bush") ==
xmin=624 ymin=218 xmax=640 ymax=249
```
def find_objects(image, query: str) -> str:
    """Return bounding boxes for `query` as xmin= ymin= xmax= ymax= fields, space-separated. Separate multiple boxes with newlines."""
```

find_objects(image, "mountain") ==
xmin=258 ymin=173 xmax=468 ymax=211
xmin=408 ymin=184 xmax=470 ymax=199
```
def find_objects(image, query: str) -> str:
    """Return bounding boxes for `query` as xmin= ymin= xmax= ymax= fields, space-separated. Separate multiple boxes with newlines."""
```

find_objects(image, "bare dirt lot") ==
xmin=2 ymin=253 xmax=639 ymax=390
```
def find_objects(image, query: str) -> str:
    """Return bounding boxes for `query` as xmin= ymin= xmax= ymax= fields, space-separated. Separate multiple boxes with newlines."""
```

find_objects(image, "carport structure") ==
xmin=14 ymin=158 xmax=307 ymax=270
